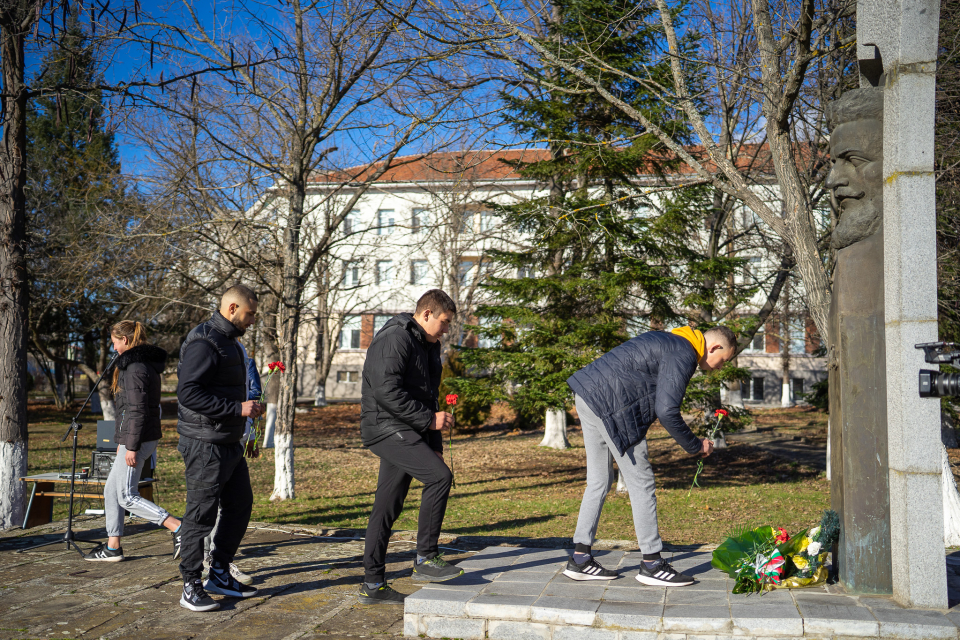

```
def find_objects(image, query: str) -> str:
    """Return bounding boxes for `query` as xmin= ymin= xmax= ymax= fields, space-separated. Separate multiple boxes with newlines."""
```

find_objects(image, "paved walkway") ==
xmin=406 ymin=546 xmax=960 ymax=639
xmin=5 ymin=519 xmax=960 ymax=640
xmin=0 ymin=518 xmax=447 ymax=640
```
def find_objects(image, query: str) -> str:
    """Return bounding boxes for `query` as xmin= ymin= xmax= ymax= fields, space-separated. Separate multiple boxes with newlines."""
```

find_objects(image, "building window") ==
xmin=791 ymin=377 xmax=805 ymax=397
xmin=518 ymin=266 xmax=535 ymax=279
xmin=339 ymin=315 xmax=362 ymax=349
xmin=411 ymin=208 xmax=429 ymax=234
xmin=377 ymin=209 xmax=395 ymax=235
xmin=743 ymin=330 xmax=764 ymax=353
xmin=343 ymin=260 xmax=361 ymax=287
xmin=343 ymin=210 xmax=358 ymax=235
xmin=742 ymin=257 xmax=761 ymax=283
xmin=455 ymin=209 xmax=472 ymax=234
xmin=459 ymin=260 xmax=475 ymax=286
xmin=376 ymin=260 xmax=394 ymax=285
xmin=411 ymin=260 xmax=429 ymax=285
xmin=477 ymin=317 xmax=498 ymax=349
xmin=750 ymin=376 xmax=765 ymax=402
xmin=336 ymin=370 xmax=360 ymax=383
xmin=480 ymin=211 xmax=498 ymax=232
xmin=374 ymin=314 xmax=392 ymax=336
xmin=787 ymin=318 xmax=806 ymax=354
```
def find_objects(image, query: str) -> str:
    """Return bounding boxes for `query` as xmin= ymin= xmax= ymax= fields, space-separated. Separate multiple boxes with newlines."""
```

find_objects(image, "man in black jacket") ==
xmin=176 ymin=284 xmax=264 ymax=612
xmin=358 ymin=289 xmax=462 ymax=604
xmin=562 ymin=326 xmax=736 ymax=587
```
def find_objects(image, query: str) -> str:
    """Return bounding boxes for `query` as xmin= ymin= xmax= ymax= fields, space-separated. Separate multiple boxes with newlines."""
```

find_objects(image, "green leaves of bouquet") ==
xmin=711 ymin=511 xmax=840 ymax=594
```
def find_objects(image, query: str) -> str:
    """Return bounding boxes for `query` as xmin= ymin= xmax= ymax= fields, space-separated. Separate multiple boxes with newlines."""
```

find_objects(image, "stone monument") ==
xmin=858 ymin=0 xmax=946 ymax=609
xmin=827 ymin=87 xmax=892 ymax=595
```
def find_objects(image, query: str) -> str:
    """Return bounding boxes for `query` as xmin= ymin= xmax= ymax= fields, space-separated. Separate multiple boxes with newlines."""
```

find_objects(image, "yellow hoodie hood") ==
xmin=671 ymin=326 xmax=705 ymax=360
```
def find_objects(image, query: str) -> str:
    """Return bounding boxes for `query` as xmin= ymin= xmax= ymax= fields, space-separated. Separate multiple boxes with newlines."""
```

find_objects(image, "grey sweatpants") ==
xmin=104 ymin=442 xmax=170 ymax=537
xmin=572 ymin=395 xmax=663 ymax=555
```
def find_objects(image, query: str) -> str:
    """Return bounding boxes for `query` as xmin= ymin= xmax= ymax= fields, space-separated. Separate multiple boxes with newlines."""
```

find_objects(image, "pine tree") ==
xmin=451 ymin=0 xmax=695 ymax=445
xmin=26 ymin=18 xmax=131 ymax=414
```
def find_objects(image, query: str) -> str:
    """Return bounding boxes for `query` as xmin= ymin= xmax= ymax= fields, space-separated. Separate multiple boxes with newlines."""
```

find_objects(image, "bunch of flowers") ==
xmin=712 ymin=510 xmax=840 ymax=594
xmin=711 ymin=525 xmax=789 ymax=593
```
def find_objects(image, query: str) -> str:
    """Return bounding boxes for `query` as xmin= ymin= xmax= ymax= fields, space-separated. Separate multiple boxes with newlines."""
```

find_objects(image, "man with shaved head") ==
xmin=175 ymin=284 xmax=264 ymax=611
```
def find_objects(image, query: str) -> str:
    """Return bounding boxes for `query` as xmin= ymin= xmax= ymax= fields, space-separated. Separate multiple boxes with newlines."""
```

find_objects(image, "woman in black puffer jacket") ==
xmin=85 ymin=321 xmax=183 ymax=562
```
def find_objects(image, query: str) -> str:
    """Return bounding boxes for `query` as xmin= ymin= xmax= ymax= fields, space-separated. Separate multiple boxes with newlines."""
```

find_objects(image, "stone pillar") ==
xmin=859 ymin=0 xmax=947 ymax=610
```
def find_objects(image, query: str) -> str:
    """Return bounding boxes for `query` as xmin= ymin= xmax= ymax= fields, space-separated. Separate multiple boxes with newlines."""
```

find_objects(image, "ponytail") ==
xmin=110 ymin=320 xmax=148 ymax=393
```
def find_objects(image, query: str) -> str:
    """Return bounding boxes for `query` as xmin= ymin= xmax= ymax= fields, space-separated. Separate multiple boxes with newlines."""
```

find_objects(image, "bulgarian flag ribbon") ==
xmin=751 ymin=549 xmax=786 ymax=585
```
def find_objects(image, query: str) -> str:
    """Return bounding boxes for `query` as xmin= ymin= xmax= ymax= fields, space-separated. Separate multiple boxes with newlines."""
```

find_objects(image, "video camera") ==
xmin=916 ymin=342 xmax=960 ymax=398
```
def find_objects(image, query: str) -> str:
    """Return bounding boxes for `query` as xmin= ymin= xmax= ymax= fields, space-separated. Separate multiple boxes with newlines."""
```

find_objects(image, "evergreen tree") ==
xmin=26 ymin=18 xmax=132 ymax=411
xmin=450 ymin=0 xmax=696 ymax=441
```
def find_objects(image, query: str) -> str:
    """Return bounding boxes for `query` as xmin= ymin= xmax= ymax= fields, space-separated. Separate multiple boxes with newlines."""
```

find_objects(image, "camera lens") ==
xmin=937 ymin=373 xmax=960 ymax=397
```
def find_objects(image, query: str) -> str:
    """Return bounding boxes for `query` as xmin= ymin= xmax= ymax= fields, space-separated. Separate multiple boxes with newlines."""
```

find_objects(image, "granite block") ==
xmin=615 ymin=633 xmax=658 ymax=640
xmin=404 ymin=588 xmax=476 ymax=616
xmin=419 ymin=574 xmax=490 ymax=591
xmin=487 ymin=619 xmax=551 ymax=640
xmin=791 ymin=592 xmax=860 ymax=606
xmin=553 ymin=626 xmax=617 ymax=640
xmin=482 ymin=581 xmax=547 ymax=597
xmin=494 ymin=572 xmax=554 ymax=584
xmin=730 ymin=603 xmax=803 ymax=636
xmin=542 ymin=581 xmax=606 ymax=599
xmin=532 ymin=595 xmax=600 ymax=625
xmin=661 ymin=604 xmax=732 ymax=633
xmin=403 ymin=613 xmax=419 ymax=637
xmin=798 ymin=603 xmax=879 ymax=637
xmin=420 ymin=615 xmax=486 ymax=639
xmin=603 ymin=585 xmax=665 ymax=603
xmin=465 ymin=594 xmax=537 ymax=621
xmin=872 ymin=607 xmax=958 ymax=639
xmin=728 ymin=588 xmax=794 ymax=604
xmin=595 ymin=601 xmax=664 ymax=632
xmin=665 ymin=588 xmax=727 ymax=606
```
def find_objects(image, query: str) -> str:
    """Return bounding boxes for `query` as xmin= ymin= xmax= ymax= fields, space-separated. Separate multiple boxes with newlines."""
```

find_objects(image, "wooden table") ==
xmin=19 ymin=472 xmax=156 ymax=529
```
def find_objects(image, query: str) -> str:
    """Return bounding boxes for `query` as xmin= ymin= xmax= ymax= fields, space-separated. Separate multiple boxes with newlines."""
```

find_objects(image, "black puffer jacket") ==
xmin=360 ymin=313 xmax=443 ymax=451
xmin=176 ymin=312 xmax=247 ymax=444
xmin=114 ymin=344 xmax=168 ymax=451
xmin=567 ymin=331 xmax=703 ymax=456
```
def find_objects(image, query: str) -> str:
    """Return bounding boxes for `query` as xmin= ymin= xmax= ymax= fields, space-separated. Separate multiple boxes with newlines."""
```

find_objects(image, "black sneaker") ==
xmin=84 ymin=543 xmax=123 ymax=562
xmin=172 ymin=530 xmax=182 ymax=560
xmin=636 ymin=558 xmax=695 ymax=586
xmin=411 ymin=554 xmax=464 ymax=582
xmin=180 ymin=579 xmax=220 ymax=612
xmin=358 ymin=582 xmax=406 ymax=604
xmin=563 ymin=556 xmax=618 ymax=581
xmin=204 ymin=562 xmax=259 ymax=598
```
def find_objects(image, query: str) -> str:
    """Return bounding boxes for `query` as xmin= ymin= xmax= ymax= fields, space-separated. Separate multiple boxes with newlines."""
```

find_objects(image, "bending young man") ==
xmin=358 ymin=289 xmax=463 ymax=604
xmin=564 ymin=326 xmax=736 ymax=586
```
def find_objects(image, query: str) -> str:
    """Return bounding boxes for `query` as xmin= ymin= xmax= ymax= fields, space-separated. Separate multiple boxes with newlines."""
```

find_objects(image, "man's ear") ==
xmin=422 ymin=308 xmax=432 ymax=322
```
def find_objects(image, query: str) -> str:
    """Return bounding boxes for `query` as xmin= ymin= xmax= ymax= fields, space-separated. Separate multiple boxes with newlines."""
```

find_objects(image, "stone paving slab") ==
xmin=405 ymin=546 xmax=960 ymax=639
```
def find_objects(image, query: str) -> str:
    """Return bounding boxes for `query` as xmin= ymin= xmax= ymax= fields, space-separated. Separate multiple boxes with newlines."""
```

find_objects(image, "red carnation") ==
xmin=715 ymin=408 xmax=729 ymax=417
xmin=268 ymin=361 xmax=286 ymax=373
xmin=446 ymin=394 xmax=458 ymax=406
xmin=774 ymin=527 xmax=790 ymax=543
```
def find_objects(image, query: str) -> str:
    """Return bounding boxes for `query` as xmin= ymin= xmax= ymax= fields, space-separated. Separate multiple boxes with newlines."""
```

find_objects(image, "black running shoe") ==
xmin=358 ymin=582 xmax=406 ymax=604
xmin=562 ymin=556 xmax=618 ymax=581
xmin=412 ymin=554 xmax=464 ymax=582
xmin=636 ymin=559 xmax=695 ymax=586
xmin=84 ymin=543 xmax=123 ymax=562
xmin=180 ymin=579 xmax=220 ymax=612
xmin=204 ymin=562 xmax=259 ymax=598
xmin=172 ymin=530 xmax=182 ymax=560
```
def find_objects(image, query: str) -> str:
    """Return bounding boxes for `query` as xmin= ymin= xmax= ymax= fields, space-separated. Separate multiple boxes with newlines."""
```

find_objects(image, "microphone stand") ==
xmin=20 ymin=355 xmax=118 ymax=556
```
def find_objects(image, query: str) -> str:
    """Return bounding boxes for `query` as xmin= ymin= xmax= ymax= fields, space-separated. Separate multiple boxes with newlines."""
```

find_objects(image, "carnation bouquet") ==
xmin=712 ymin=510 xmax=839 ymax=594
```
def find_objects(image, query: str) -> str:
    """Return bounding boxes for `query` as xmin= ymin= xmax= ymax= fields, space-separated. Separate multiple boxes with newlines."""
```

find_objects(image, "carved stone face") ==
xmin=826 ymin=118 xmax=884 ymax=250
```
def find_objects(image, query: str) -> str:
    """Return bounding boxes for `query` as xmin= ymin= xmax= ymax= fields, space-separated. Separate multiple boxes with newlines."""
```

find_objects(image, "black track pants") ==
xmin=177 ymin=435 xmax=253 ymax=583
xmin=363 ymin=431 xmax=452 ymax=583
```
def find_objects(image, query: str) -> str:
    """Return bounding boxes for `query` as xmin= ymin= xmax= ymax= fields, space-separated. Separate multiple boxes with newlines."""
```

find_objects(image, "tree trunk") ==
xmin=616 ymin=467 xmax=628 ymax=494
xmin=97 ymin=329 xmax=115 ymax=420
xmin=540 ymin=408 xmax=569 ymax=449
xmin=0 ymin=12 xmax=30 ymax=530
xmin=271 ymin=182 xmax=307 ymax=502
xmin=826 ymin=417 xmax=831 ymax=481
xmin=941 ymin=444 xmax=960 ymax=547
xmin=314 ymin=294 xmax=327 ymax=407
